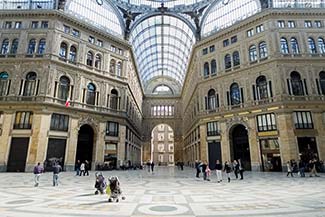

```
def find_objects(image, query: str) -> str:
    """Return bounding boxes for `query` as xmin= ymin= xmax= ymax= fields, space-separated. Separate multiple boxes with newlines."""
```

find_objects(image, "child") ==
xmin=205 ymin=165 xmax=211 ymax=181
xmin=107 ymin=176 xmax=126 ymax=202
xmin=224 ymin=161 xmax=232 ymax=182
xmin=94 ymin=172 xmax=106 ymax=194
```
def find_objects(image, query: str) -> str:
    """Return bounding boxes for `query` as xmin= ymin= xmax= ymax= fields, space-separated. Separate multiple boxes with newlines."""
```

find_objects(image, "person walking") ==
xmin=75 ymin=160 xmax=81 ymax=176
xmin=53 ymin=162 xmax=62 ymax=186
xmin=205 ymin=163 xmax=211 ymax=181
xmin=298 ymin=160 xmax=305 ymax=177
xmin=215 ymin=160 xmax=223 ymax=183
xmin=33 ymin=162 xmax=44 ymax=187
xmin=146 ymin=160 xmax=151 ymax=172
xmin=233 ymin=160 xmax=239 ymax=179
xmin=201 ymin=161 xmax=208 ymax=181
xmin=80 ymin=162 xmax=85 ymax=176
xmin=84 ymin=160 xmax=90 ymax=176
xmin=151 ymin=161 xmax=155 ymax=173
xmin=195 ymin=160 xmax=201 ymax=178
xmin=286 ymin=161 xmax=293 ymax=177
xmin=309 ymin=159 xmax=320 ymax=177
xmin=224 ymin=161 xmax=232 ymax=183
xmin=238 ymin=159 xmax=244 ymax=180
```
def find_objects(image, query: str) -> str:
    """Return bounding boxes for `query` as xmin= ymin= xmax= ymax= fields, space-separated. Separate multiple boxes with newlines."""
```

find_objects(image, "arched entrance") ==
xmin=76 ymin=124 xmax=94 ymax=166
xmin=230 ymin=124 xmax=251 ymax=170
xmin=151 ymin=124 xmax=174 ymax=166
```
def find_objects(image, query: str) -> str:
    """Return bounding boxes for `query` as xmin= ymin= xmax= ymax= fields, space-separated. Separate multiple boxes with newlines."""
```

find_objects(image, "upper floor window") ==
xmin=86 ymin=51 xmax=94 ymax=66
xmin=10 ymin=39 xmax=19 ymax=55
xmin=231 ymin=36 xmax=237 ymax=43
xmin=308 ymin=37 xmax=317 ymax=54
xmin=209 ymin=45 xmax=215 ymax=52
xmin=151 ymin=105 xmax=174 ymax=117
xmin=247 ymin=28 xmax=254 ymax=37
xmin=202 ymin=48 xmax=208 ymax=55
xmin=293 ymin=111 xmax=313 ymax=129
xmin=110 ymin=89 xmax=118 ymax=109
xmin=257 ymin=113 xmax=277 ymax=132
xmin=14 ymin=21 xmax=22 ymax=29
xmin=224 ymin=54 xmax=231 ymax=69
xmin=86 ymin=83 xmax=96 ymax=105
xmin=259 ymin=41 xmax=268 ymax=58
xmin=31 ymin=21 xmax=38 ymax=29
xmin=203 ymin=62 xmax=209 ymax=77
xmin=69 ymin=45 xmax=77 ymax=63
xmin=223 ymin=39 xmax=229 ymax=47
xmin=256 ymin=24 xmax=264 ymax=33
xmin=50 ymin=113 xmax=69 ymax=132
xmin=211 ymin=59 xmax=217 ymax=75
xmin=110 ymin=59 xmax=116 ymax=74
xmin=23 ymin=72 xmax=38 ymax=96
xmin=37 ymin=39 xmax=46 ymax=55
xmin=207 ymin=89 xmax=218 ymax=110
xmin=290 ymin=71 xmax=304 ymax=96
xmin=207 ymin=121 xmax=219 ymax=136
xmin=230 ymin=83 xmax=241 ymax=105
xmin=72 ymin=29 xmax=80 ymax=37
xmin=59 ymin=42 xmax=67 ymax=58
xmin=280 ymin=37 xmax=289 ymax=54
xmin=27 ymin=39 xmax=36 ymax=54
xmin=255 ymin=75 xmax=270 ymax=100
xmin=288 ymin=20 xmax=296 ymax=28
xmin=249 ymin=45 xmax=257 ymax=62
xmin=58 ymin=76 xmax=70 ymax=100
xmin=233 ymin=51 xmax=240 ymax=66
xmin=95 ymin=54 xmax=102 ymax=69
xmin=304 ymin=20 xmax=312 ymax=28
xmin=315 ymin=20 xmax=322 ymax=28
xmin=88 ymin=36 xmax=95 ymax=44
xmin=41 ymin=21 xmax=48 ymax=28
xmin=1 ymin=39 xmax=9 ymax=55
xmin=116 ymin=62 xmax=122 ymax=76
xmin=63 ymin=25 xmax=70 ymax=33
xmin=4 ymin=21 xmax=12 ymax=29
xmin=318 ymin=37 xmax=325 ymax=54
xmin=14 ymin=111 xmax=33 ymax=129
xmin=278 ymin=20 xmax=285 ymax=28
xmin=318 ymin=71 xmax=325 ymax=95
xmin=106 ymin=122 xmax=119 ymax=136
xmin=290 ymin=37 xmax=300 ymax=54
xmin=96 ymin=40 xmax=103 ymax=47
xmin=0 ymin=72 xmax=9 ymax=96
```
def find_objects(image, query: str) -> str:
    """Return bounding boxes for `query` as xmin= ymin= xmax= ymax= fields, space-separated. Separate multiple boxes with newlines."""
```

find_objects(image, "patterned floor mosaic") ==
xmin=0 ymin=167 xmax=324 ymax=217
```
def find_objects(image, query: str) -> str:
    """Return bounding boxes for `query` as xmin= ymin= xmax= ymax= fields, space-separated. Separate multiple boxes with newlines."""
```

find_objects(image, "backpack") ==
xmin=33 ymin=166 xmax=38 ymax=174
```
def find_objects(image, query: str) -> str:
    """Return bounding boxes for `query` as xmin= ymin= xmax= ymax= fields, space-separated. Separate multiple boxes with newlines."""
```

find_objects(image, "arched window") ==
xmin=86 ymin=51 xmax=94 ymax=66
xmin=280 ymin=37 xmax=289 ymax=54
xmin=27 ymin=39 xmax=36 ymax=54
xmin=10 ymin=39 xmax=19 ymax=54
xmin=59 ymin=42 xmax=67 ymax=58
xmin=290 ymin=37 xmax=300 ymax=54
xmin=58 ymin=76 xmax=70 ymax=100
xmin=0 ymin=72 xmax=9 ymax=96
xmin=69 ymin=46 xmax=77 ymax=63
xmin=211 ymin=59 xmax=217 ymax=75
xmin=207 ymin=89 xmax=216 ymax=110
xmin=37 ymin=39 xmax=46 ymax=55
xmin=110 ymin=89 xmax=118 ymax=109
xmin=116 ymin=62 xmax=122 ymax=76
xmin=318 ymin=37 xmax=325 ymax=54
xmin=109 ymin=59 xmax=116 ymax=74
xmin=319 ymin=71 xmax=325 ymax=95
xmin=290 ymin=71 xmax=304 ymax=96
xmin=259 ymin=41 xmax=268 ymax=58
xmin=233 ymin=51 xmax=240 ymax=66
xmin=308 ymin=37 xmax=317 ymax=54
xmin=256 ymin=76 xmax=268 ymax=100
xmin=224 ymin=54 xmax=231 ymax=69
xmin=95 ymin=54 xmax=102 ymax=69
xmin=1 ymin=39 xmax=9 ymax=55
xmin=23 ymin=72 xmax=37 ymax=96
xmin=249 ymin=45 xmax=257 ymax=62
xmin=86 ymin=83 xmax=96 ymax=105
xmin=230 ymin=83 xmax=241 ymax=105
xmin=204 ymin=62 xmax=210 ymax=77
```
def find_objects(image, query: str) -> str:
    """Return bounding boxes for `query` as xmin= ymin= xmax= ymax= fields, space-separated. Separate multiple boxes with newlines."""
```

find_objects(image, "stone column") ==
xmin=277 ymin=113 xmax=298 ymax=170
xmin=247 ymin=117 xmax=261 ymax=171
xmin=94 ymin=122 xmax=105 ymax=168
xmin=117 ymin=125 xmax=126 ymax=168
xmin=220 ymin=121 xmax=231 ymax=163
xmin=0 ymin=112 xmax=14 ymax=171
xmin=314 ymin=112 xmax=325 ymax=161
xmin=65 ymin=117 xmax=79 ymax=171
xmin=199 ymin=124 xmax=207 ymax=161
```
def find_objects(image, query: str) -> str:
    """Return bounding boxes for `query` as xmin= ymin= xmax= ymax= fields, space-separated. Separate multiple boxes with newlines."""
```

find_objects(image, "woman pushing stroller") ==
xmin=94 ymin=172 xmax=107 ymax=194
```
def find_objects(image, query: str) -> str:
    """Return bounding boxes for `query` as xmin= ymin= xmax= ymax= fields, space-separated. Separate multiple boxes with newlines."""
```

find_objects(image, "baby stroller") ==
xmin=107 ymin=176 xmax=126 ymax=202
xmin=94 ymin=172 xmax=107 ymax=195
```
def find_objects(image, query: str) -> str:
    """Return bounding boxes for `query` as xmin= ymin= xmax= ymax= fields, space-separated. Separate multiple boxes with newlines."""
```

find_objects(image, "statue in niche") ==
xmin=58 ymin=0 xmax=66 ymax=10
xmin=183 ymin=5 xmax=208 ymax=40
xmin=117 ymin=6 xmax=142 ymax=40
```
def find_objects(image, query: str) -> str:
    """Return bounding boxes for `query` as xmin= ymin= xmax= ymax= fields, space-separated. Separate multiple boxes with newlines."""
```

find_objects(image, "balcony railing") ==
xmin=13 ymin=123 xmax=32 ymax=129
xmin=0 ymin=0 xmax=57 ymax=10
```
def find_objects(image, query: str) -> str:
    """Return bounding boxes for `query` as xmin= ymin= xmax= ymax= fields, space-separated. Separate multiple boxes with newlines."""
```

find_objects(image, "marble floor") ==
xmin=0 ymin=167 xmax=324 ymax=217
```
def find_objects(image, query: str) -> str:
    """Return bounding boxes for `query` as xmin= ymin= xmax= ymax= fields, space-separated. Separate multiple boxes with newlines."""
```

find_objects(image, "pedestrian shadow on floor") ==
xmin=80 ymin=201 xmax=108 ymax=206
xmin=76 ymin=193 xmax=97 ymax=197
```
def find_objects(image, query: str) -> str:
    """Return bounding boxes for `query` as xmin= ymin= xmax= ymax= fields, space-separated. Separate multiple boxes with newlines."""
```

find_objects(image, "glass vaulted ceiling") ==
xmin=130 ymin=15 xmax=195 ymax=92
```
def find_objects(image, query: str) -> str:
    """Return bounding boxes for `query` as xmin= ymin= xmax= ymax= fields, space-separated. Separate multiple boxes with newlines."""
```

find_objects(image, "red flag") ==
xmin=65 ymin=98 xmax=70 ymax=107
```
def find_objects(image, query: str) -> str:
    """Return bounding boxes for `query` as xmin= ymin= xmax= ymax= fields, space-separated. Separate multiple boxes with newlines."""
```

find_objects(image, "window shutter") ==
xmin=287 ymin=79 xmax=292 ymax=95
xmin=303 ymin=79 xmax=308 ymax=95
xmin=54 ymin=81 xmax=57 ymax=97
xmin=82 ymin=88 xmax=86 ymax=103
xmin=35 ymin=79 xmax=40 ymax=95
xmin=96 ymin=91 xmax=99 ymax=106
xmin=252 ymin=85 xmax=256 ymax=100
xmin=240 ymin=88 xmax=244 ymax=103
xmin=226 ymin=91 xmax=230 ymax=105
xmin=216 ymin=94 xmax=219 ymax=107
xmin=70 ymin=85 xmax=74 ymax=99
xmin=6 ymin=80 xmax=11 ymax=95
xmin=19 ymin=79 xmax=24 ymax=95
xmin=316 ymin=79 xmax=321 ymax=95
xmin=269 ymin=81 xmax=273 ymax=97
xmin=205 ymin=96 xmax=208 ymax=110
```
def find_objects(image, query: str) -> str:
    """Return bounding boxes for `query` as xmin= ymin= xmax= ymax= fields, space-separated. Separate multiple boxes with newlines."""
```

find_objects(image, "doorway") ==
xmin=7 ymin=138 xmax=30 ymax=172
xmin=76 ymin=125 xmax=94 ymax=166
xmin=45 ymin=138 xmax=66 ymax=171
xmin=208 ymin=141 xmax=221 ymax=170
xmin=151 ymin=124 xmax=174 ymax=166
xmin=297 ymin=137 xmax=318 ymax=163
xmin=230 ymin=124 xmax=251 ymax=170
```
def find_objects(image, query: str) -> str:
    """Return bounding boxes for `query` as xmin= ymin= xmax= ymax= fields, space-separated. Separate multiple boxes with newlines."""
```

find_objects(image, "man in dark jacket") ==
xmin=195 ymin=160 xmax=201 ymax=178
xmin=53 ymin=162 xmax=62 ymax=186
